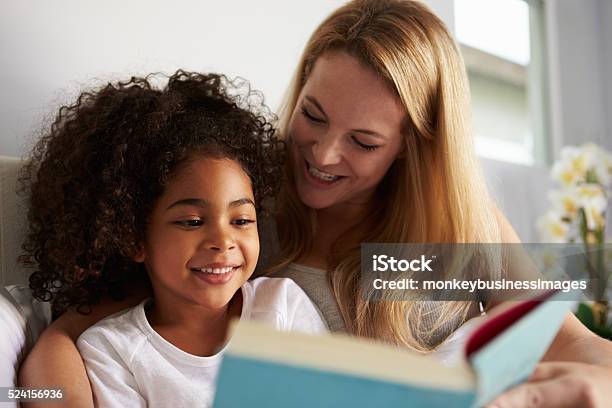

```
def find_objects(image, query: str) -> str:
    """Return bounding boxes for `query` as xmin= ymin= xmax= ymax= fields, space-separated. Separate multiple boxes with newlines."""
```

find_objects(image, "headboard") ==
xmin=0 ymin=156 xmax=29 ymax=287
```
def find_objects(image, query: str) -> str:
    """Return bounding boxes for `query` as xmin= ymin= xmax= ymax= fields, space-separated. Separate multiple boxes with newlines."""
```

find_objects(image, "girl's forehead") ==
xmin=164 ymin=158 xmax=253 ymax=196
xmin=172 ymin=156 xmax=240 ymax=177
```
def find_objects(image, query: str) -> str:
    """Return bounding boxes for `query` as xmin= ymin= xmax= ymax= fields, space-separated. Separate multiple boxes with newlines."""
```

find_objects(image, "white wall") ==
xmin=423 ymin=0 xmax=455 ymax=32
xmin=544 ymin=0 xmax=611 ymax=153
xmin=1 ymin=0 xmax=610 ymax=241
xmin=0 ymin=0 xmax=345 ymax=156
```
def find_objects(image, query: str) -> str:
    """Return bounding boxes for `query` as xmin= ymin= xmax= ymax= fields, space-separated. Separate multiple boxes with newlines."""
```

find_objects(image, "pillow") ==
xmin=0 ymin=285 xmax=51 ymax=393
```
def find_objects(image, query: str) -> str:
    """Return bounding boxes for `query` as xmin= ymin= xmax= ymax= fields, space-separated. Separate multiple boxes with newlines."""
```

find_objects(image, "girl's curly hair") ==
xmin=19 ymin=70 xmax=284 ymax=316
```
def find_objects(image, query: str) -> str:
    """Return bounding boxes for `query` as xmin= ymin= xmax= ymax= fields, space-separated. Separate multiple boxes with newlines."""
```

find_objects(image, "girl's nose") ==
xmin=204 ymin=225 xmax=236 ymax=252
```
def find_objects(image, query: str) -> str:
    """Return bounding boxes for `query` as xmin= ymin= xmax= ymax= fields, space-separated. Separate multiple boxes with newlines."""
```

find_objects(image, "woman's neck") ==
xmin=146 ymin=290 xmax=243 ymax=357
xmin=317 ymin=197 xmax=375 ymax=227
xmin=297 ymin=200 xmax=376 ymax=270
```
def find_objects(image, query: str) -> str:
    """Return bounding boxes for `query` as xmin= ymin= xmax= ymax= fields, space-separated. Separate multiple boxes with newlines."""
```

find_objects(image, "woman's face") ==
xmin=288 ymin=50 xmax=406 ymax=211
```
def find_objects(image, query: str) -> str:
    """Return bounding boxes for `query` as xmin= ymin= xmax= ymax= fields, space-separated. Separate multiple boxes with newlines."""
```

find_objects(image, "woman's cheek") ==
xmin=290 ymin=115 xmax=316 ymax=145
xmin=357 ymin=154 xmax=396 ymax=186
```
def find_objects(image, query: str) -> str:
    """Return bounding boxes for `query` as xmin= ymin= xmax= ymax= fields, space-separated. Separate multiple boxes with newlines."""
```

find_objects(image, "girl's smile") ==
xmin=190 ymin=263 xmax=241 ymax=285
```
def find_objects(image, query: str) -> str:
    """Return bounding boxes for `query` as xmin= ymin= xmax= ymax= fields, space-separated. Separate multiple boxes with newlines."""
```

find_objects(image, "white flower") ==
xmin=551 ymin=144 xmax=612 ymax=187
xmin=542 ymin=143 xmax=611 ymax=242
xmin=548 ymin=189 xmax=580 ymax=220
xmin=537 ymin=212 xmax=570 ymax=243
xmin=551 ymin=161 xmax=581 ymax=187
xmin=552 ymin=146 xmax=589 ymax=186
xmin=585 ymin=143 xmax=612 ymax=186
xmin=575 ymin=183 xmax=608 ymax=230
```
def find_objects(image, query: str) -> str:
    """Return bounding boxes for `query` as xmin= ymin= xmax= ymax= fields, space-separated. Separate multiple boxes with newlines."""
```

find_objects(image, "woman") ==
xmin=20 ymin=1 xmax=612 ymax=407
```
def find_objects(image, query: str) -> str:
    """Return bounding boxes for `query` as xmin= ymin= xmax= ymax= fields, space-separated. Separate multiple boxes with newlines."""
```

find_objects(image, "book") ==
xmin=213 ymin=290 xmax=577 ymax=408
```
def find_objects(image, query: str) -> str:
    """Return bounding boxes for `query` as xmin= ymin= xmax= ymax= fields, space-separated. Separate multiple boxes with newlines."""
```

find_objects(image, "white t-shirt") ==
xmin=77 ymin=277 xmax=328 ymax=408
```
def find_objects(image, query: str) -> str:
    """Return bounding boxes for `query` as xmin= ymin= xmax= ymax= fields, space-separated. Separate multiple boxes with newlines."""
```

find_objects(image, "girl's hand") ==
xmin=486 ymin=361 xmax=612 ymax=408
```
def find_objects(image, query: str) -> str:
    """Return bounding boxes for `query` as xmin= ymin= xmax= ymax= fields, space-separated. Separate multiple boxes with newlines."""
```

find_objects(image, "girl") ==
xmin=20 ymin=71 xmax=327 ymax=407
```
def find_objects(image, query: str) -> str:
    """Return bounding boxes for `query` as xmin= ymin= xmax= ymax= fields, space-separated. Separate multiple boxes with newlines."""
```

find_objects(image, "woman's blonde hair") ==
xmin=270 ymin=0 xmax=501 ymax=351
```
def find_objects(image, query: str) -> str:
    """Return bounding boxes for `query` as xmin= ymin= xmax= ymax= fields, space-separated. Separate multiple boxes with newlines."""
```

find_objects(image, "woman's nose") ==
xmin=312 ymin=131 xmax=343 ymax=167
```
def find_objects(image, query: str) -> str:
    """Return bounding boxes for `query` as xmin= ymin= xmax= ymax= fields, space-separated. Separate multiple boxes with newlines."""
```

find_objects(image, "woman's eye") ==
xmin=351 ymin=135 xmax=379 ymax=151
xmin=300 ymin=107 xmax=324 ymax=124
xmin=174 ymin=219 xmax=203 ymax=228
xmin=233 ymin=218 xmax=255 ymax=227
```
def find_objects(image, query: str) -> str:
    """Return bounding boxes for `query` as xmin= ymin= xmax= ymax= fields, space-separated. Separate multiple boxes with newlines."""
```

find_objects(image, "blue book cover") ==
xmin=213 ymin=290 xmax=575 ymax=408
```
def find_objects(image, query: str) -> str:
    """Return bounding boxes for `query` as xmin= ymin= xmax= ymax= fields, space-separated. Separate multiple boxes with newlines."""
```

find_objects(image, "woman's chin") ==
xmin=297 ymin=188 xmax=338 ymax=210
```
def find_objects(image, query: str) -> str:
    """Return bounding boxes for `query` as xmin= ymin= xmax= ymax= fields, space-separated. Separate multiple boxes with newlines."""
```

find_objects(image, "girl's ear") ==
xmin=133 ymin=246 xmax=146 ymax=263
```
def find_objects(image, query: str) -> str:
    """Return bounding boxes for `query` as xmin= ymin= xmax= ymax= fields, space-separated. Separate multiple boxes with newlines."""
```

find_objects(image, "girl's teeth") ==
xmin=308 ymin=165 xmax=340 ymax=181
xmin=194 ymin=267 xmax=234 ymax=274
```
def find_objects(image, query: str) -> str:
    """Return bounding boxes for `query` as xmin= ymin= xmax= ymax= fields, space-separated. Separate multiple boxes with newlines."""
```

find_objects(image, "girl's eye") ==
xmin=233 ymin=218 xmax=256 ymax=227
xmin=300 ymin=107 xmax=324 ymax=124
xmin=351 ymin=135 xmax=379 ymax=151
xmin=174 ymin=219 xmax=203 ymax=228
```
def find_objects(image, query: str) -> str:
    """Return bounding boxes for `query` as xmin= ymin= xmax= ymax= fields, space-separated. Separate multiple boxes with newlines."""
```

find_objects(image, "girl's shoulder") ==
xmin=76 ymin=300 xmax=148 ymax=353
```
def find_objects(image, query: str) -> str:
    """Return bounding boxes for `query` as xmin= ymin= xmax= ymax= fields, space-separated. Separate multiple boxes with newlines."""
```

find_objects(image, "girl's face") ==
xmin=137 ymin=157 xmax=259 ymax=312
xmin=288 ymin=50 xmax=406 ymax=211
